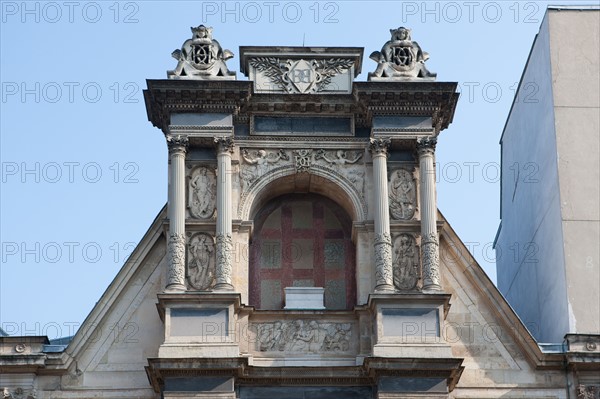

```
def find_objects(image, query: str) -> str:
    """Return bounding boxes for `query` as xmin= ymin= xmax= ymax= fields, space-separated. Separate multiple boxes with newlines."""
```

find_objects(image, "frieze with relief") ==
xmin=253 ymin=320 xmax=352 ymax=354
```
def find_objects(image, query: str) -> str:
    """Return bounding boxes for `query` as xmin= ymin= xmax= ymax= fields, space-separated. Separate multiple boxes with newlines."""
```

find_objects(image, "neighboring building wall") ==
xmin=548 ymin=9 xmax=600 ymax=337
xmin=496 ymin=8 xmax=600 ymax=343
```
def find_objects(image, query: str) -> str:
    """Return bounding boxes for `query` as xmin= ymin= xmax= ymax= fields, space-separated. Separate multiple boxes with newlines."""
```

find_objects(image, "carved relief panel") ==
xmin=239 ymin=148 xmax=290 ymax=191
xmin=392 ymin=233 xmax=421 ymax=291
xmin=314 ymin=149 xmax=365 ymax=194
xmin=187 ymin=232 xmax=216 ymax=290
xmin=252 ymin=319 xmax=354 ymax=354
xmin=188 ymin=166 xmax=216 ymax=219
xmin=389 ymin=168 xmax=417 ymax=220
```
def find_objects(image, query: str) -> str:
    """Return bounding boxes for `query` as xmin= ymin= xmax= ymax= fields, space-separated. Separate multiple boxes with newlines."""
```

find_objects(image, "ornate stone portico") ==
xmin=142 ymin=25 xmax=464 ymax=397
xmin=3 ymin=19 xmax=598 ymax=399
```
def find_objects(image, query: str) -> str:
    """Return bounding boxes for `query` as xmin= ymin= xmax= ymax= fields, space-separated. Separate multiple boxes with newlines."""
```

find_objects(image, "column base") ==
xmin=422 ymin=283 xmax=442 ymax=292
xmin=213 ymin=283 xmax=235 ymax=291
xmin=164 ymin=283 xmax=187 ymax=292
xmin=374 ymin=284 xmax=395 ymax=292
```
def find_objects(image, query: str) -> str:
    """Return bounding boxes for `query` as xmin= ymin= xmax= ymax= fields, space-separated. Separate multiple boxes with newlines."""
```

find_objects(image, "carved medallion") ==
xmin=393 ymin=234 xmax=420 ymax=291
xmin=189 ymin=167 xmax=216 ymax=219
xmin=187 ymin=233 xmax=215 ymax=291
xmin=389 ymin=168 xmax=417 ymax=220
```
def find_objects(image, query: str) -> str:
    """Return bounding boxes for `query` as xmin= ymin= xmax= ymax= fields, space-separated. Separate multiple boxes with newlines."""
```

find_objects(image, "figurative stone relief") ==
xmin=368 ymin=27 xmax=436 ymax=80
xmin=389 ymin=168 xmax=417 ymax=220
xmin=188 ymin=166 xmax=216 ymax=219
xmin=254 ymin=320 xmax=352 ymax=353
xmin=249 ymin=58 xmax=354 ymax=93
xmin=315 ymin=149 xmax=365 ymax=193
xmin=392 ymin=234 xmax=420 ymax=291
xmin=168 ymin=25 xmax=236 ymax=79
xmin=187 ymin=233 xmax=215 ymax=290
xmin=240 ymin=149 xmax=289 ymax=190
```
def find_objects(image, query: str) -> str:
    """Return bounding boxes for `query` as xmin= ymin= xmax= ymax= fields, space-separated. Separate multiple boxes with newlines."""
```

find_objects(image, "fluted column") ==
xmin=214 ymin=136 xmax=234 ymax=291
xmin=369 ymin=138 xmax=394 ymax=292
xmin=417 ymin=137 xmax=441 ymax=291
xmin=166 ymin=134 xmax=189 ymax=291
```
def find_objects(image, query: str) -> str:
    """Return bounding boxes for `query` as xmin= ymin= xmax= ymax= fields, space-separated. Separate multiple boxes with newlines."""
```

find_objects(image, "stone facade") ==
xmin=1 ymin=18 xmax=598 ymax=399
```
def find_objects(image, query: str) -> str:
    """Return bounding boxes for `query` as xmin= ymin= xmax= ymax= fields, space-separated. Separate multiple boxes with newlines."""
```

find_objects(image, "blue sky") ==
xmin=2 ymin=1 xmax=595 ymax=338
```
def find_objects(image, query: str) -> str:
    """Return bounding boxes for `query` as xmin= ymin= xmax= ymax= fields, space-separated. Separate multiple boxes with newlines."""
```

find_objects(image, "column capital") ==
xmin=215 ymin=136 xmax=235 ymax=154
xmin=166 ymin=134 xmax=189 ymax=154
xmin=416 ymin=136 xmax=437 ymax=155
xmin=369 ymin=137 xmax=391 ymax=156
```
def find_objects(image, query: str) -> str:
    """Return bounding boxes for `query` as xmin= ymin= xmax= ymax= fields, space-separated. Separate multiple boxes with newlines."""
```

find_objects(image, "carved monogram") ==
xmin=254 ymin=320 xmax=352 ymax=353
xmin=249 ymin=57 xmax=354 ymax=93
xmin=189 ymin=167 xmax=216 ymax=219
xmin=168 ymin=25 xmax=235 ymax=79
xmin=294 ymin=149 xmax=312 ymax=172
xmin=369 ymin=27 xmax=436 ymax=80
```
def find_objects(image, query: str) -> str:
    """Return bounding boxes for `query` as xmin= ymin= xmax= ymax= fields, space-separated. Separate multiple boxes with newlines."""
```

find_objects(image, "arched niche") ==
xmin=249 ymin=193 xmax=356 ymax=310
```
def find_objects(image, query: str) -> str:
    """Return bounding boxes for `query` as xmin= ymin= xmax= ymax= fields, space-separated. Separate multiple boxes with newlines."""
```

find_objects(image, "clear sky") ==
xmin=2 ymin=1 xmax=596 ymax=339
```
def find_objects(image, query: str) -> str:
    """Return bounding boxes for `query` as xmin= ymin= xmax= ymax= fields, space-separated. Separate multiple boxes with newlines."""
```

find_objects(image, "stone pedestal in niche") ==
xmin=284 ymin=287 xmax=326 ymax=310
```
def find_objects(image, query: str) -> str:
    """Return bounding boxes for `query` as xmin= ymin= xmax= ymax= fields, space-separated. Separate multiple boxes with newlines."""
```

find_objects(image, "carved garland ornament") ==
xmin=374 ymin=233 xmax=393 ymax=287
xmin=167 ymin=233 xmax=187 ymax=287
xmin=249 ymin=57 xmax=354 ymax=93
xmin=215 ymin=233 xmax=233 ymax=286
xmin=254 ymin=320 xmax=352 ymax=353
xmin=421 ymin=232 xmax=440 ymax=287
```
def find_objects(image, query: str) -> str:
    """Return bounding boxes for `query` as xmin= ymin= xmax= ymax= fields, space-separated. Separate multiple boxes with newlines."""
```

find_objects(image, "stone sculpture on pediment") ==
xmin=189 ymin=167 xmax=216 ymax=219
xmin=393 ymin=234 xmax=420 ymax=291
xmin=240 ymin=149 xmax=289 ymax=191
xmin=369 ymin=27 xmax=436 ymax=80
xmin=168 ymin=25 xmax=236 ymax=79
xmin=187 ymin=233 xmax=215 ymax=291
xmin=389 ymin=168 xmax=417 ymax=220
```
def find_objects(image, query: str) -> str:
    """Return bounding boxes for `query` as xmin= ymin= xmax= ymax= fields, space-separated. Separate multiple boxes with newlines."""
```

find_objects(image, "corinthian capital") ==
xmin=416 ymin=136 xmax=437 ymax=155
xmin=214 ymin=136 xmax=235 ymax=154
xmin=166 ymin=134 xmax=189 ymax=154
xmin=369 ymin=137 xmax=391 ymax=156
